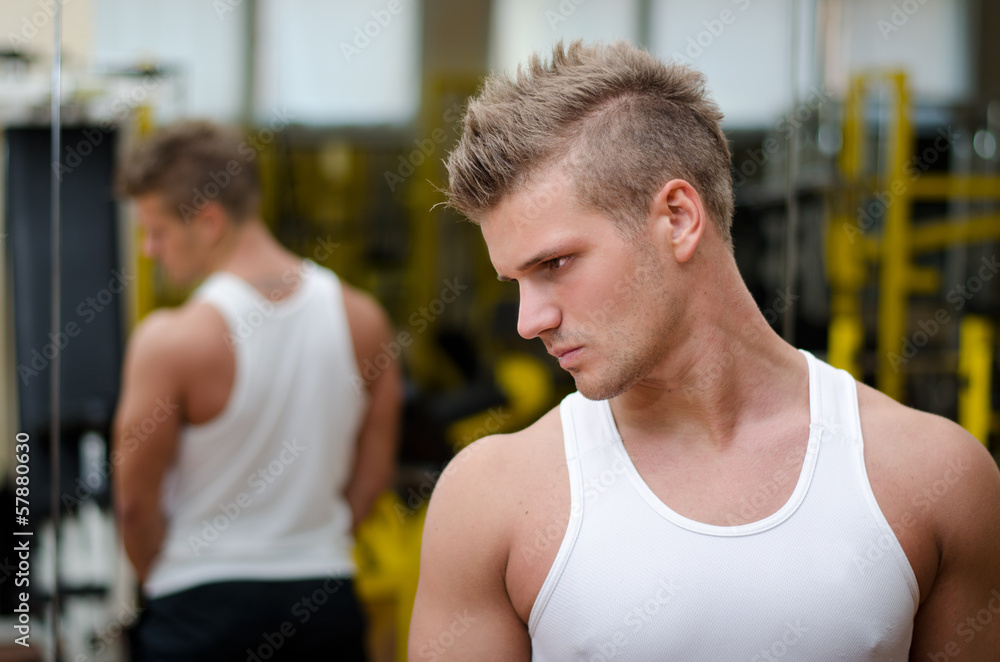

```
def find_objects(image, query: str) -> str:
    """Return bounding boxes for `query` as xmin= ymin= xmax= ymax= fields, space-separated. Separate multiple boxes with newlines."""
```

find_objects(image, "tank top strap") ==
xmin=191 ymin=272 xmax=257 ymax=326
xmin=559 ymin=392 xmax=621 ymax=456
xmin=799 ymin=349 xmax=863 ymax=443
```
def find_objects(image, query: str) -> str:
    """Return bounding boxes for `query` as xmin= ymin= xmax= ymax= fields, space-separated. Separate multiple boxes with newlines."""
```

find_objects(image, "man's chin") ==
xmin=573 ymin=374 xmax=632 ymax=402
xmin=161 ymin=267 xmax=202 ymax=290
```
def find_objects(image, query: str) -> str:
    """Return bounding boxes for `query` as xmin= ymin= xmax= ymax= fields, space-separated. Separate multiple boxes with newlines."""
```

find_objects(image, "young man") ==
xmin=409 ymin=41 xmax=1000 ymax=660
xmin=114 ymin=120 xmax=401 ymax=661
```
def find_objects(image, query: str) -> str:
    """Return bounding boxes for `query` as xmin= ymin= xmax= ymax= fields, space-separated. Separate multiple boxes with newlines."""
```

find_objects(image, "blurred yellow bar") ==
xmin=876 ymin=72 xmax=911 ymax=402
xmin=910 ymin=175 xmax=1000 ymax=199
xmin=133 ymin=104 xmax=157 ymax=326
xmin=826 ymin=75 xmax=867 ymax=376
xmin=829 ymin=314 xmax=864 ymax=379
xmin=910 ymin=214 xmax=1000 ymax=253
xmin=958 ymin=316 xmax=995 ymax=447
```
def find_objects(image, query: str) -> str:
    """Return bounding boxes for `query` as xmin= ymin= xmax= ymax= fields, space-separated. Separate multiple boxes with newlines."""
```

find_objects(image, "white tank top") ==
xmin=144 ymin=262 xmax=368 ymax=598
xmin=530 ymin=350 xmax=918 ymax=660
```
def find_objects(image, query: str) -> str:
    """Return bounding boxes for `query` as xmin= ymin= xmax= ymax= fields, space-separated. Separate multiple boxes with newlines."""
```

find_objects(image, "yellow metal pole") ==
xmin=910 ymin=213 xmax=1000 ymax=253
xmin=909 ymin=174 xmax=1000 ymax=199
xmin=133 ymin=104 xmax=156 ymax=326
xmin=828 ymin=75 xmax=866 ymax=377
xmin=877 ymin=73 xmax=913 ymax=401
xmin=958 ymin=315 xmax=995 ymax=447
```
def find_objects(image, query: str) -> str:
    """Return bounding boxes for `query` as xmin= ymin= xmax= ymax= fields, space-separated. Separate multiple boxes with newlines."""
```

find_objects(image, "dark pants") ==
xmin=131 ymin=577 xmax=368 ymax=662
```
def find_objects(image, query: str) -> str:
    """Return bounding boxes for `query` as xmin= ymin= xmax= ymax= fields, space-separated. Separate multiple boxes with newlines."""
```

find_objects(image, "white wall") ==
xmin=255 ymin=0 xmax=422 ymax=126
xmin=488 ymin=0 xmax=972 ymax=129
xmin=91 ymin=0 xmax=249 ymax=123
xmin=1 ymin=0 xmax=95 ymax=69
xmin=489 ymin=0 xmax=641 ymax=75
xmin=833 ymin=0 xmax=970 ymax=103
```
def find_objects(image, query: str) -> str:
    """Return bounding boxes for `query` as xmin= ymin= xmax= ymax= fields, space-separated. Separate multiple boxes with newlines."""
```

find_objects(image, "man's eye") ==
xmin=546 ymin=256 xmax=571 ymax=271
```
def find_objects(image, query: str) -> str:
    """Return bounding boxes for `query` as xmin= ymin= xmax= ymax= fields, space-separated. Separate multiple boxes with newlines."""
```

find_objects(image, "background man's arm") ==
xmin=112 ymin=312 xmax=184 ymax=582
xmin=343 ymin=287 xmax=402 ymax=529
xmin=409 ymin=436 xmax=531 ymax=661
xmin=908 ymin=423 xmax=1000 ymax=661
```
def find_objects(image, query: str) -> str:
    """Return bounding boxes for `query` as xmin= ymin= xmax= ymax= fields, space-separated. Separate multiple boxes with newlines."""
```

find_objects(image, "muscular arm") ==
xmin=908 ymin=423 xmax=1000 ymax=661
xmin=112 ymin=312 xmax=184 ymax=582
xmin=342 ymin=287 xmax=402 ymax=529
xmin=409 ymin=436 xmax=531 ymax=661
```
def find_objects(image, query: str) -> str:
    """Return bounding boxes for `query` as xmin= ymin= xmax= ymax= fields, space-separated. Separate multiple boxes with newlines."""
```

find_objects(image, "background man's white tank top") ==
xmin=145 ymin=262 xmax=367 ymax=598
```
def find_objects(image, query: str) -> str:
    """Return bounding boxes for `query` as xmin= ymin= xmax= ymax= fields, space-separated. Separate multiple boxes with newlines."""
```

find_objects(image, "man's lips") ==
xmin=550 ymin=346 xmax=583 ymax=367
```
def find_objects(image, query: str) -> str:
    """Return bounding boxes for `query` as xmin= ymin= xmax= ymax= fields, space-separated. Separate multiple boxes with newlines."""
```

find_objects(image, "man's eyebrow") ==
xmin=497 ymin=244 xmax=573 ymax=282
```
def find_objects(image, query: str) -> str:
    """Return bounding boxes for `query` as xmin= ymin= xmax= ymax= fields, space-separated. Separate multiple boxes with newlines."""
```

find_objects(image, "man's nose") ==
xmin=516 ymin=283 xmax=560 ymax=340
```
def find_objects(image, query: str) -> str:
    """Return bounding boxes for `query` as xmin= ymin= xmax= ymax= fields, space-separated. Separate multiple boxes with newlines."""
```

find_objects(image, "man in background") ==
xmin=115 ymin=120 xmax=401 ymax=661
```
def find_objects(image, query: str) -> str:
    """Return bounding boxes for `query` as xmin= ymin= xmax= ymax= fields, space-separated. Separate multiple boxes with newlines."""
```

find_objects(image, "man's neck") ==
xmin=204 ymin=220 xmax=303 ymax=298
xmin=610 ymin=280 xmax=807 ymax=452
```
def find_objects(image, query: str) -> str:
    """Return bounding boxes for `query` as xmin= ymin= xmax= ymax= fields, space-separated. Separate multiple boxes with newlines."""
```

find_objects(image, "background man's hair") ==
xmin=446 ymin=40 xmax=735 ymax=246
xmin=118 ymin=119 xmax=260 ymax=223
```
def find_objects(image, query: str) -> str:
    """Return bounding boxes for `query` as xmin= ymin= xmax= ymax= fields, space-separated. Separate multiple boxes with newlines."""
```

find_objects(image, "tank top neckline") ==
xmin=202 ymin=258 xmax=317 ymax=313
xmin=598 ymin=349 xmax=823 ymax=537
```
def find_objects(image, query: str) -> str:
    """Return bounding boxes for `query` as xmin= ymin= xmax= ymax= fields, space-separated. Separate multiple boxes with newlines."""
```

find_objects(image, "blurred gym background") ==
xmin=0 ymin=0 xmax=998 ymax=660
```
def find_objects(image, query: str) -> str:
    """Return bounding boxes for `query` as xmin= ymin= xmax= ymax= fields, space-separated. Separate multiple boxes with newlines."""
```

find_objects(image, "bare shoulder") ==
xmin=859 ymin=387 xmax=1000 ymax=656
xmin=858 ymin=381 xmax=998 ymax=502
xmin=158 ymin=300 xmax=231 ymax=362
xmin=125 ymin=308 xmax=188 ymax=365
xmin=123 ymin=304 xmax=231 ymax=410
xmin=341 ymin=283 xmax=391 ymax=336
xmin=410 ymin=405 xmax=565 ymax=659
xmin=857 ymin=381 xmax=1000 ymax=603
xmin=339 ymin=282 xmax=393 ymax=366
xmin=429 ymin=404 xmax=565 ymax=541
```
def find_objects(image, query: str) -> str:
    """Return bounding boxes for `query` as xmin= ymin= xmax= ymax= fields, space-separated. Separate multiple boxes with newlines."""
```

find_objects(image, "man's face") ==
xmin=481 ymin=169 xmax=682 ymax=401
xmin=134 ymin=193 xmax=208 ymax=288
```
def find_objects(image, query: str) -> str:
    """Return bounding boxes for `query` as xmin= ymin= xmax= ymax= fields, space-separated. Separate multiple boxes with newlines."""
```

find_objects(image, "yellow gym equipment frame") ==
xmin=828 ymin=71 xmax=1000 ymax=446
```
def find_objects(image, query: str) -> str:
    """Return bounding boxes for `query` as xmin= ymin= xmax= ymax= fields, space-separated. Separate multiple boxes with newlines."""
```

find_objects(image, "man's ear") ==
xmin=648 ymin=179 xmax=704 ymax=263
xmin=191 ymin=200 xmax=231 ymax=243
